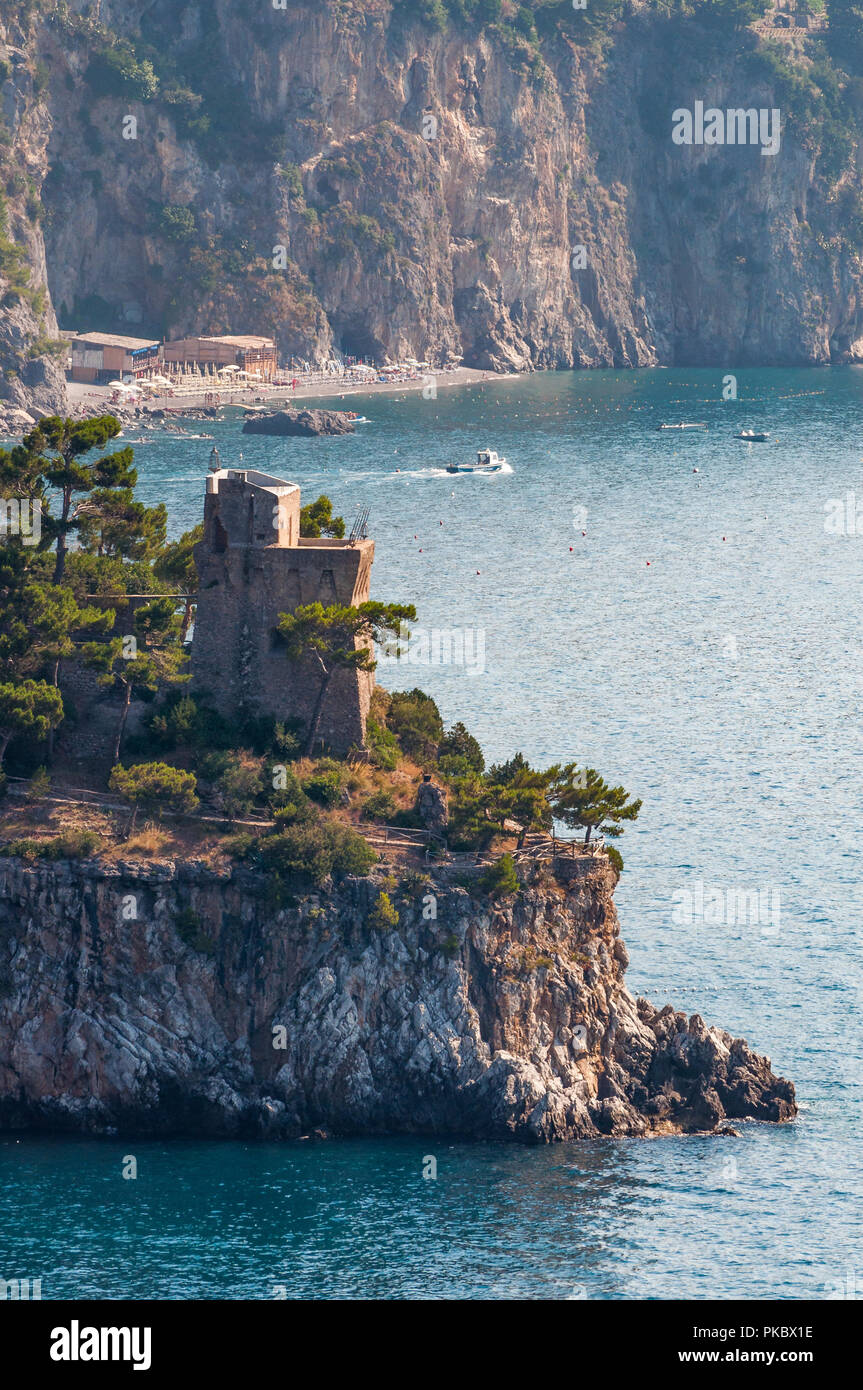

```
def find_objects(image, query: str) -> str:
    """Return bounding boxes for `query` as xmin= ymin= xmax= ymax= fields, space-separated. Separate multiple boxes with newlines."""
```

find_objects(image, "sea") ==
xmin=1 ymin=366 xmax=861 ymax=1299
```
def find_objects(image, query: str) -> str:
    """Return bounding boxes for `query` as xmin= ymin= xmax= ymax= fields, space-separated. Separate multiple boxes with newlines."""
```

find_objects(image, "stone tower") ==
xmin=190 ymin=465 xmax=374 ymax=753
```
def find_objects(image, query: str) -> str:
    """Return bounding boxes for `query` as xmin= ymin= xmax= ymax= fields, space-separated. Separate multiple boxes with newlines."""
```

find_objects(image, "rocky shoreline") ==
xmin=0 ymin=852 xmax=795 ymax=1142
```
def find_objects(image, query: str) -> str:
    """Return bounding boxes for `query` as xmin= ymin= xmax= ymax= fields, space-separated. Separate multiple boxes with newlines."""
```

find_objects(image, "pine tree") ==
xmin=0 ymin=679 xmax=64 ymax=768
xmin=549 ymin=764 xmax=642 ymax=844
xmin=21 ymin=415 xmax=139 ymax=583
xmin=109 ymin=761 xmax=199 ymax=835
xmin=299 ymin=495 xmax=345 ymax=539
xmin=82 ymin=598 xmax=189 ymax=766
xmin=276 ymin=601 xmax=415 ymax=756
xmin=153 ymin=523 xmax=203 ymax=642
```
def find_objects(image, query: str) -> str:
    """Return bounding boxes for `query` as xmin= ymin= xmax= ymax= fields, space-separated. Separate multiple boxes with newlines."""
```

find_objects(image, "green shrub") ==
xmin=26 ymin=766 xmax=50 ymax=802
xmin=272 ymin=719 xmax=303 ymax=759
xmin=259 ymin=821 xmax=375 ymax=886
xmin=277 ymin=163 xmax=304 ymax=199
xmin=174 ymin=907 xmax=215 ymax=955
xmin=0 ymin=837 xmax=40 ymax=860
xmin=477 ymin=852 xmax=520 ymax=898
xmin=148 ymin=695 xmax=237 ymax=752
xmin=446 ymin=779 xmax=501 ymax=850
xmin=605 ymin=845 xmax=623 ymax=878
xmin=360 ymin=789 xmax=396 ymax=822
xmin=85 ymin=44 xmax=159 ymax=101
xmin=303 ymin=769 xmax=342 ymax=807
xmin=223 ymin=831 xmax=257 ymax=859
xmin=387 ymin=688 xmax=444 ymax=763
xmin=109 ymin=763 xmax=198 ymax=822
xmin=327 ymin=823 xmax=377 ymax=877
xmin=368 ymin=890 xmax=399 ymax=930
xmin=438 ymin=721 xmax=484 ymax=774
xmin=39 ymin=830 xmax=100 ymax=860
xmin=270 ymin=767 xmax=317 ymax=824
xmin=214 ymin=756 xmax=263 ymax=820
xmin=366 ymin=716 xmax=399 ymax=770
xmin=400 ymin=869 xmax=431 ymax=899
xmin=155 ymin=203 xmax=197 ymax=243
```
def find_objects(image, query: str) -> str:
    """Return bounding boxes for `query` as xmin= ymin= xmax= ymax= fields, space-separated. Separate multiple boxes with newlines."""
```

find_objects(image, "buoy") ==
xmin=582 ymin=530 xmax=586 ymax=536
xmin=646 ymin=561 xmax=651 ymax=566
xmin=693 ymin=467 xmax=699 ymax=473
xmin=570 ymin=546 xmax=573 ymax=551
xmin=476 ymin=570 xmax=480 ymax=575
xmin=722 ymin=536 xmax=726 ymax=541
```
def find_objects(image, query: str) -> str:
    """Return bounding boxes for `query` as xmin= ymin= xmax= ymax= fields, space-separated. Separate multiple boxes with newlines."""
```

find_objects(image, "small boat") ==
xmin=658 ymin=422 xmax=708 ymax=431
xmin=447 ymin=448 xmax=508 ymax=474
xmin=735 ymin=430 xmax=770 ymax=442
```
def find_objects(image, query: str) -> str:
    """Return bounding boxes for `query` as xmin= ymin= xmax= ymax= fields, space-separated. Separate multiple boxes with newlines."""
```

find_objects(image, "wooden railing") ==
xmin=2 ymin=781 xmax=607 ymax=866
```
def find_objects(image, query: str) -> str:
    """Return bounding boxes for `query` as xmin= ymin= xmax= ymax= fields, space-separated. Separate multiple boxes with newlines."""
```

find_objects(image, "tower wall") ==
xmin=190 ymin=469 xmax=375 ymax=753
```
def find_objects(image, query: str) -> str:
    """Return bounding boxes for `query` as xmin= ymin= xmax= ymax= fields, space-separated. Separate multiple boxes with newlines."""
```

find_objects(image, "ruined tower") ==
xmin=190 ymin=464 xmax=374 ymax=753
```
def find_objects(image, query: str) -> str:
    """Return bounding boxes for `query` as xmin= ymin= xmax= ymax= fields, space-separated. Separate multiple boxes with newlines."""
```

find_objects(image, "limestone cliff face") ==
xmin=2 ymin=0 xmax=861 ymax=414
xmin=0 ymin=23 xmax=65 ymax=414
xmin=0 ymin=853 xmax=795 ymax=1141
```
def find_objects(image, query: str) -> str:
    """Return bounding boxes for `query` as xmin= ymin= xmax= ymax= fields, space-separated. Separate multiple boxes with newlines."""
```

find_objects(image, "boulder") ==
xmin=242 ymin=408 xmax=355 ymax=437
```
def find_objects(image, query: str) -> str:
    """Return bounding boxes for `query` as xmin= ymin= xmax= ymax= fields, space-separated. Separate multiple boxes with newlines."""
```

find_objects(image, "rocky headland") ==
xmin=0 ymin=850 xmax=795 ymax=1142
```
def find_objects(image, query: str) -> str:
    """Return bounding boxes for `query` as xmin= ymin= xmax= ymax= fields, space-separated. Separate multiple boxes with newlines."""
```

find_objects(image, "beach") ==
xmin=64 ymin=365 xmax=515 ymax=418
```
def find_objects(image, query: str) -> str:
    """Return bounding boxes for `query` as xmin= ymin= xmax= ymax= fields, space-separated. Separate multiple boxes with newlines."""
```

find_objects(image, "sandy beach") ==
xmin=65 ymin=365 xmax=517 ymax=417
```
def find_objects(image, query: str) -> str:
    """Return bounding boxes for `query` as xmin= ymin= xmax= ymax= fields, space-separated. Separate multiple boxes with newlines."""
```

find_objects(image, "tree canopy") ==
xmin=277 ymin=600 xmax=416 ymax=755
xmin=549 ymin=764 xmax=642 ymax=843
xmin=109 ymin=761 xmax=199 ymax=833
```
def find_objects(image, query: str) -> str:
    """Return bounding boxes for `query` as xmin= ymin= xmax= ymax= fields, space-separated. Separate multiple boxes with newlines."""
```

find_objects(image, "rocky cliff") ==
xmin=2 ymin=0 xmax=861 ymax=416
xmin=0 ymin=851 xmax=795 ymax=1140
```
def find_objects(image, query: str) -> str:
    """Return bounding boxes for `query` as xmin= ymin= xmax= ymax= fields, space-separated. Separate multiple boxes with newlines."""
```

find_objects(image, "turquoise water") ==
xmin=2 ymin=367 xmax=862 ymax=1298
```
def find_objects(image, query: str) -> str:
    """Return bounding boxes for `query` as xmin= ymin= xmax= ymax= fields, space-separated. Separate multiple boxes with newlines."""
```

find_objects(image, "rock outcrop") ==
xmin=241 ymin=407 xmax=355 ymax=436
xmin=415 ymin=778 xmax=448 ymax=838
xmin=0 ymin=852 xmax=796 ymax=1141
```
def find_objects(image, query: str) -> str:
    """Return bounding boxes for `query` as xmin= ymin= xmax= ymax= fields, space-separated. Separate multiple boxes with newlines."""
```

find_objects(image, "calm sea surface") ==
xmin=2 ymin=367 xmax=862 ymax=1298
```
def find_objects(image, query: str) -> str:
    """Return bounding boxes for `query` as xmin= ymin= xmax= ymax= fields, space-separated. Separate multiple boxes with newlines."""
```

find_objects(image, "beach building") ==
xmin=68 ymin=332 xmax=162 ymax=384
xmin=162 ymin=334 xmax=278 ymax=381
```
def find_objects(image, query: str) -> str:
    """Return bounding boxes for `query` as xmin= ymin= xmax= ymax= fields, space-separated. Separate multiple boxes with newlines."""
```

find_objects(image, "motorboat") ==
xmin=657 ymin=422 xmax=708 ymax=431
xmin=446 ymin=448 xmax=507 ymax=474
xmin=735 ymin=430 xmax=770 ymax=442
